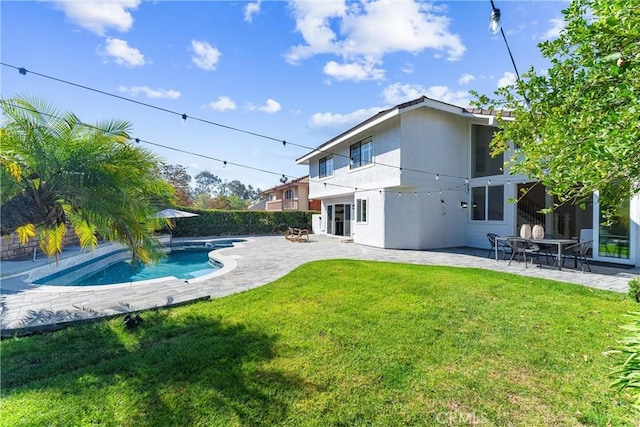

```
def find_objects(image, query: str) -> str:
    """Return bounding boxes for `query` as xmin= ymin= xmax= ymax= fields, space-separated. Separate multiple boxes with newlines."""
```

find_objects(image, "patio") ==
xmin=1 ymin=234 xmax=637 ymax=337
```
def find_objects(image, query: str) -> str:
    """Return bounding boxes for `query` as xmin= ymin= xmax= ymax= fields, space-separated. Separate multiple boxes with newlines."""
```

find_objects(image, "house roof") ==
xmin=261 ymin=175 xmax=309 ymax=195
xmin=296 ymin=95 xmax=513 ymax=164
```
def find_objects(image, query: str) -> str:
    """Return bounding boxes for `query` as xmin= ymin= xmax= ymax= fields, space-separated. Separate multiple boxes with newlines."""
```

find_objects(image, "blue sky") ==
xmin=1 ymin=0 xmax=567 ymax=191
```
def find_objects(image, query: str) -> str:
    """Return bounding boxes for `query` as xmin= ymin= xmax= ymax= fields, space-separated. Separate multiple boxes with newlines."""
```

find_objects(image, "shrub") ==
xmin=629 ymin=277 xmax=640 ymax=303
xmin=607 ymin=312 xmax=640 ymax=410
xmin=170 ymin=209 xmax=316 ymax=237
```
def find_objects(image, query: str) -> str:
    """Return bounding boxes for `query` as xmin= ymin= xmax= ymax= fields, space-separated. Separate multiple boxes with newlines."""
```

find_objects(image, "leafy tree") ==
xmin=226 ymin=180 xmax=249 ymax=200
xmin=193 ymin=170 xmax=222 ymax=197
xmin=159 ymin=163 xmax=192 ymax=206
xmin=0 ymin=97 xmax=176 ymax=262
xmin=192 ymin=193 xmax=215 ymax=209
xmin=209 ymin=195 xmax=248 ymax=210
xmin=473 ymin=0 xmax=639 ymax=213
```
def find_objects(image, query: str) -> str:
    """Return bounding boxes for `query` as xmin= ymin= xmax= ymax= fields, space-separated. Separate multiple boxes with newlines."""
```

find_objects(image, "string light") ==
xmin=3 ymin=101 xmax=519 ymax=199
xmin=2 ymin=62 xmax=491 ymax=185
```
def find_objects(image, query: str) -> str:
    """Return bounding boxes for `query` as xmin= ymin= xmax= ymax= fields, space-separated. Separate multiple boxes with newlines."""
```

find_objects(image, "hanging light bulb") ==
xmin=489 ymin=3 xmax=501 ymax=34
xmin=280 ymin=174 xmax=288 ymax=184
xmin=282 ymin=140 xmax=287 ymax=149
xmin=223 ymin=160 xmax=227 ymax=168
xmin=435 ymin=174 xmax=440 ymax=180
xmin=181 ymin=113 xmax=188 ymax=126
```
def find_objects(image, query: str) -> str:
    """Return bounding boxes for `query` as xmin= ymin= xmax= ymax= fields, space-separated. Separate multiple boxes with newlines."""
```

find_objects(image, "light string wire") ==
xmin=3 ymin=62 xmax=480 ymax=182
xmin=1 ymin=100 xmax=488 ymax=196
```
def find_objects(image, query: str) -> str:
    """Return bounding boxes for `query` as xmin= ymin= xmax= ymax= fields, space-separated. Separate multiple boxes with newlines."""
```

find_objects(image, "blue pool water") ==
xmin=34 ymin=247 xmax=222 ymax=286
xmin=64 ymin=249 xmax=219 ymax=286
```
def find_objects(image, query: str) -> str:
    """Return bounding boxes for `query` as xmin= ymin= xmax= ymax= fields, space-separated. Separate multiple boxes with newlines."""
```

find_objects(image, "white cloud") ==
xmin=424 ymin=86 xmax=471 ymax=107
xmin=458 ymin=73 xmax=475 ymax=85
xmin=382 ymin=82 xmax=471 ymax=107
xmin=99 ymin=38 xmax=145 ymax=67
xmin=55 ymin=0 xmax=140 ymax=35
xmin=248 ymin=99 xmax=282 ymax=114
xmin=207 ymin=96 xmax=237 ymax=111
xmin=497 ymin=71 xmax=517 ymax=88
xmin=382 ymin=82 xmax=425 ymax=104
xmin=118 ymin=86 xmax=180 ymax=99
xmin=541 ymin=18 xmax=565 ymax=40
xmin=401 ymin=63 xmax=414 ymax=74
xmin=323 ymin=60 xmax=385 ymax=81
xmin=308 ymin=106 xmax=383 ymax=130
xmin=191 ymin=40 xmax=221 ymax=71
xmin=244 ymin=1 xmax=261 ymax=22
xmin=286 ymin=0 xmax=465 ymax=82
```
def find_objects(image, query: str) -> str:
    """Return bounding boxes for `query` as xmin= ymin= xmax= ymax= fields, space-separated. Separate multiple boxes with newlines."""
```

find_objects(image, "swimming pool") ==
xmin=32 ymin=239 xmax=244 ymax=286
xmin=71 ymin=248 xmax=219 ymax=285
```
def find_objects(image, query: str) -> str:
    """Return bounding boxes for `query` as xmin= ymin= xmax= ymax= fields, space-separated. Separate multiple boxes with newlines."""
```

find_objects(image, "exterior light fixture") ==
xmin=489 ymin=0 xmax=529 ymax=105
xmin=435 ymin=174 xmax=440 ymax=180
xmin=461 ymin=201 xmax=469 ymax=208
xmin=489 ymin=2 xmax=501 ymax=34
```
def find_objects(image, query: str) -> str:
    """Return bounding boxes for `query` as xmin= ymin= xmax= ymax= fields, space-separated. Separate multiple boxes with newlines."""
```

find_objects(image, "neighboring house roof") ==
xmin=296 ymin=95 xmax=514 ymax=164
xmin=260 ymin=175 xmax=309 ymax=196
xmin=247 ymin=199 xmax=267 ymax=211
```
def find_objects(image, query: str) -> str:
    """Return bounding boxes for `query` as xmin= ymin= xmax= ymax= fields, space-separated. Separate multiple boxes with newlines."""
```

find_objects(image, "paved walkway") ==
xmin=1 ymin=235 xmax=638 ymax=337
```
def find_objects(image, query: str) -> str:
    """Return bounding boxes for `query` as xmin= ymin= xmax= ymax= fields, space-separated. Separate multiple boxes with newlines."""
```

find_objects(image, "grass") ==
xmin=2 ymin=260 xmax=639 ymax=426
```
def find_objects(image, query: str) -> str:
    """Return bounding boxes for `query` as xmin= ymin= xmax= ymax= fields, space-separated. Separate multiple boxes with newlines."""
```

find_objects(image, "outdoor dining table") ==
xmin=495 ymin=236 xmax=578 ymax=270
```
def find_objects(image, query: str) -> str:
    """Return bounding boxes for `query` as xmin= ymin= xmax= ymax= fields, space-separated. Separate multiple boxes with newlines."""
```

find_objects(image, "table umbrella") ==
xmin=153 ymin=209 xmax=199 ymax=246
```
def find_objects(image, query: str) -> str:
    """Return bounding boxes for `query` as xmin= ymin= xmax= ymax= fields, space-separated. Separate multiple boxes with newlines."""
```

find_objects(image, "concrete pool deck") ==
xmin=1 ymin=234 xmax=638 ymax=337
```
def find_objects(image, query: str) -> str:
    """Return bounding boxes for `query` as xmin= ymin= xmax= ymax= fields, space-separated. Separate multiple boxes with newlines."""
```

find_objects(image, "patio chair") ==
xmin=285 ymin=227 xmax=310 ymax=242
xmin=487 ymin=233 xmax=511 ymax=260
xmin=507 ymin=238 xmax=541 ymax=268
xmin=561 ymin=240 xmax=593 ymax=272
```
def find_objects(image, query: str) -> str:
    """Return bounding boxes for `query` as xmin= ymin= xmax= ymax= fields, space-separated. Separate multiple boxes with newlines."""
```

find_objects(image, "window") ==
xmin=472 ymin=125 xmax=503 ymax=178
xmin=319 ymin=156 xmax=333 ymax=178
xmin=350 ymin=138 xmax=373 ymax=169
xmin=284 ymin=189 xmax=294 ymax=200
xmin=471 ymin=185 xmax=504 ymax=221
xmin=356 ymin=198 xmax=367 ymax=222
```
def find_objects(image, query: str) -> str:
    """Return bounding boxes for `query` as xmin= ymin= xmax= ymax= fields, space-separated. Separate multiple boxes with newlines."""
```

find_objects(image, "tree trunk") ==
xmin=0 ymin=186 xmax=59 ymax=236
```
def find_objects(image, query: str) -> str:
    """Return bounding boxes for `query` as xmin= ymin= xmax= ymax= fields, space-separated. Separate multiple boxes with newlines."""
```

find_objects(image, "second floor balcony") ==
xmin=265 ymin=198 xmax=299 ymax=211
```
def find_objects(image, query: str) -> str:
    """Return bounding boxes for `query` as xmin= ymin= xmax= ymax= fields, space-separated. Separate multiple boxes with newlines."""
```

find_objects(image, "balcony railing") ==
xmin=266 ymin=199 xmax=299 ymax=211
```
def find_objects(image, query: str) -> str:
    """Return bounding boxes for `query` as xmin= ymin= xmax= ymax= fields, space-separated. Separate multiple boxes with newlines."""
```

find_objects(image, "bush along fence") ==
xmin=169 ymin=209 xmax=317 ymax=238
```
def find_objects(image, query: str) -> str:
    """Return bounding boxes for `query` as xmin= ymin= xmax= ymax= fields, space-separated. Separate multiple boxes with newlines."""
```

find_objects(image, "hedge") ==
xmin=168 ymin=209 xmax=317 ymax=237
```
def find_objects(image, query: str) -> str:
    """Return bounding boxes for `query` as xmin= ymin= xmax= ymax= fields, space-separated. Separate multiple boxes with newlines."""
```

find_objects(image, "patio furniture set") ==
xmin=487 ymin=225 xmax=593 ymax=272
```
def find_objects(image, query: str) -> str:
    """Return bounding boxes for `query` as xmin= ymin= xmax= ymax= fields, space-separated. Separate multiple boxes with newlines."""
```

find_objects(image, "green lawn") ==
xmin=2 ymin=260 xmax=638 ymax=426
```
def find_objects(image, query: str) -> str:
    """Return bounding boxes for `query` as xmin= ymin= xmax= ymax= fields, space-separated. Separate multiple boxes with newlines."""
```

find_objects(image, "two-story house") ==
xmin=296 ymin=96 xmax=639 ymax=267
xmin=260 ymin=175 xmax=320 ymax=212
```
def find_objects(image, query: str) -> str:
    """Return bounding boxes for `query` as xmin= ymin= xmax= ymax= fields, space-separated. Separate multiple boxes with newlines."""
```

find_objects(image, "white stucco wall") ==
xmin=307 ymin=118 xmax=402 ymax=200
xmin=352 ymin=189 xmax=385 ymax=247
xmin=398 ymin=108 xmax=469 ymax=189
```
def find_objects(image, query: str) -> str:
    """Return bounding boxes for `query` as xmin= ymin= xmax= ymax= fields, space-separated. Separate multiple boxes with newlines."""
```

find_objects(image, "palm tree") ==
xmin=1 ymin=96 xmax=176 ymax=263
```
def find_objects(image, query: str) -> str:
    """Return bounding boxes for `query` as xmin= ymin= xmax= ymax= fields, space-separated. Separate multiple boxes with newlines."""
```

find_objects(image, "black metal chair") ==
xmin=507 ymin=238 xmax=541 ymax=268
xmin=487 ymin=233 xmax=511 ymax=260
xmin=561 ymin=240 xmax=593 ymax=272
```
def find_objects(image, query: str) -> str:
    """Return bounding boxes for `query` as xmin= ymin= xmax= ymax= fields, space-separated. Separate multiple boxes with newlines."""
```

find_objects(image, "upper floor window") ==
xmin=284 ymin=189 xmax=295 ymax=200
xmin=319 ymin=156 xmax=334 ymax=178
xmin=350 ymin=138 xmax=373 ymax=169
xmin=472 ymin=125 xmax=502 ymax=177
